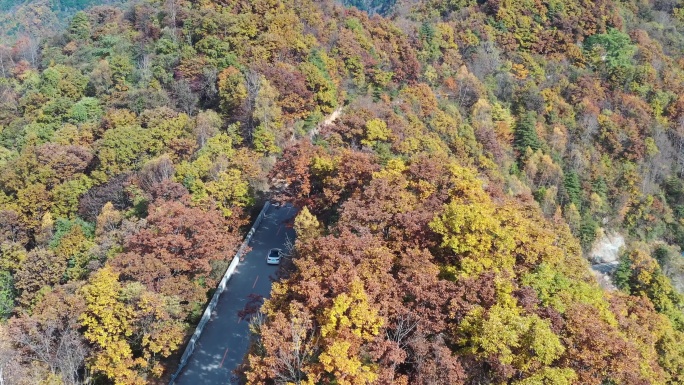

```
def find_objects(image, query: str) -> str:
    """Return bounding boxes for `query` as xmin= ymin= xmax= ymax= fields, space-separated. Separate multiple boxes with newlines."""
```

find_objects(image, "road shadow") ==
xmin=173 ymin=204 xmax=297 ymax=385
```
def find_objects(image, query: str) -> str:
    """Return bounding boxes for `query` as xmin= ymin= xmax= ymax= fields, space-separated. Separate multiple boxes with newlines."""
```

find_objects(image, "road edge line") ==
xmin=168 ymin=201 xmax=272 ymax=385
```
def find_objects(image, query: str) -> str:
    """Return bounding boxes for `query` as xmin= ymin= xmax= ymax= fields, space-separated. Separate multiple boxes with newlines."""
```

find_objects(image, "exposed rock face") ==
xmin=589 ymin=231 xmax=625 ymax=264
xmin=588 ymin=232 xmax=625 ymax=288
xmin=592 ymin=269 xmax=617 ymax=291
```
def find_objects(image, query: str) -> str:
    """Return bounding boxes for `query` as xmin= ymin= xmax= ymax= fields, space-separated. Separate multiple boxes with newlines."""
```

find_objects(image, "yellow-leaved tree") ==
xmin=457 ymin=283 xmax=574 ymax=383
xmin=79 ymin=266 xmax=145 ymax=385
xmin=430 ymin=165 xmax=517 ymax=278
xmin=294 ymin=206 xmax=322 ymax=243
xmin=317 ymin=279 xmax=384 ymax=385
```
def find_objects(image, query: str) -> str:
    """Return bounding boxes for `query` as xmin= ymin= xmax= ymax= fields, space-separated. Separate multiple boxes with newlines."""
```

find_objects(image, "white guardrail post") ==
xmin=169 ymin=201 xmax=271 ymax=384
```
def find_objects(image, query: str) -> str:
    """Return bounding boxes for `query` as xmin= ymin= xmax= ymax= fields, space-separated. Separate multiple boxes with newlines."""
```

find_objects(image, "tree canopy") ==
xmin=1 ymin=0 xmax=684 ymax=383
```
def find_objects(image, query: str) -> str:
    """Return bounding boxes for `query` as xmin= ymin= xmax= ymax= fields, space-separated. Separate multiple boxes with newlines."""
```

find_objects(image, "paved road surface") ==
xmin=174 ymin=204 xmax=297 ymax=384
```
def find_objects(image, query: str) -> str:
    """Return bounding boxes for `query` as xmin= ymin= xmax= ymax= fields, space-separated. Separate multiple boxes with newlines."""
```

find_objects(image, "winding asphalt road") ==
xmin=173 ymin=203 xmax=297 ymax=384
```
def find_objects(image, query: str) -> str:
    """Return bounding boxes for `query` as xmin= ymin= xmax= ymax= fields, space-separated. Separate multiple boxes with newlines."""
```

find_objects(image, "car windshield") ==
xmin=269 ymin=249 xmax=279 ymax=258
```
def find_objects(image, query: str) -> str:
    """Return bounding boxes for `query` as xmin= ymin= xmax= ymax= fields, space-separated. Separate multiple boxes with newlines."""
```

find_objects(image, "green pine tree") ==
xmin=564 ymin=171 xmax=581 ymax=208
xmin=514 ymin=110 xmax=541 ymax=153
xmin=69 ymin=11 xmax=90 ymax=40
xmin=0 ymin=271 xmax=14 ymax=320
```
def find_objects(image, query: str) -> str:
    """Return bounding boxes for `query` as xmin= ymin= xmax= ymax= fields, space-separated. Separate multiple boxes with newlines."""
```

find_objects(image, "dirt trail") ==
xmin=308 ymin=107 xmax=342 ymax=139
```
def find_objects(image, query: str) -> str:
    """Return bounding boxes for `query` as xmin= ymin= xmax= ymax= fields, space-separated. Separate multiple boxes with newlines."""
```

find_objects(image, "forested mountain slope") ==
xmin=0 ymin=0 xmax=684 ymax=384
xmin=0 ymin=0 xmax=125 ymax=44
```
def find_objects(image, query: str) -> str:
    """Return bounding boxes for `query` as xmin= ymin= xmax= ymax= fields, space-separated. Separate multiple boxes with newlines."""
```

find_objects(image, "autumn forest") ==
xmin=1 ymin=0 xmax=684 ymax=384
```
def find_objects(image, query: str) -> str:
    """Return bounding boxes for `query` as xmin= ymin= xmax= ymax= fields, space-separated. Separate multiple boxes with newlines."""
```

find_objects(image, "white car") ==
xmin=266 ymin=248 xmax=282 ymax=265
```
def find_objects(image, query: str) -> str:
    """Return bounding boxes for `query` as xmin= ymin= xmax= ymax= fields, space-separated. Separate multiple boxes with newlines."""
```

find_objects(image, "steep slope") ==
xmin=0 ymin=0 xmax=683 ymax=384
xmin=0 ymin=0 xmax=125 ymax=43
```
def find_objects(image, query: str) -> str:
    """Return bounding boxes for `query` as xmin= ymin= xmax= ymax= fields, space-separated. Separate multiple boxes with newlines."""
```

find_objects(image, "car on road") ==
xmin=266 ymin=248 xmax=282 ymax=265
